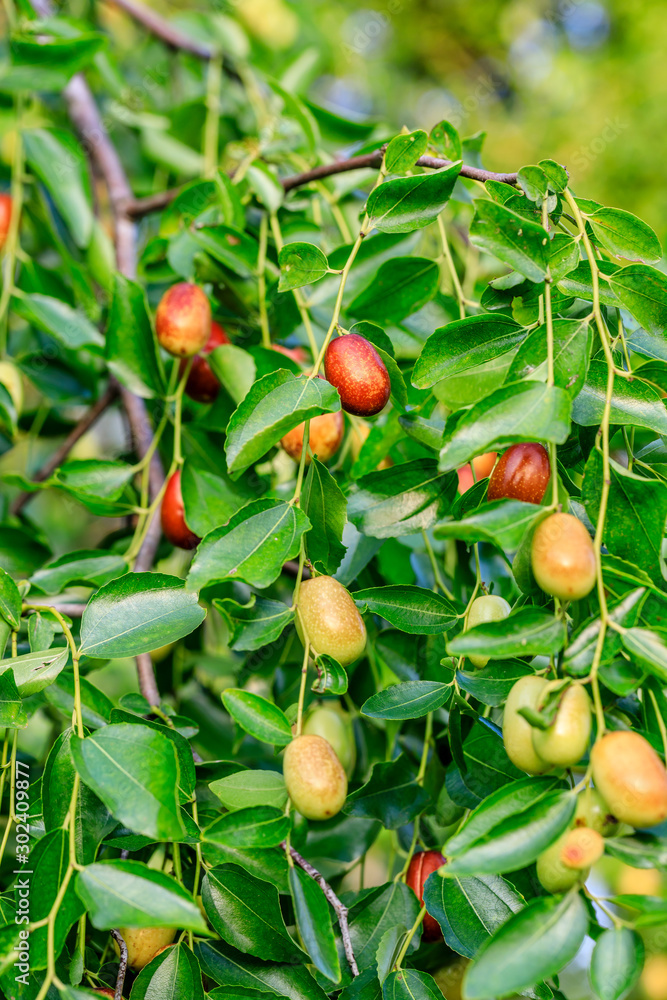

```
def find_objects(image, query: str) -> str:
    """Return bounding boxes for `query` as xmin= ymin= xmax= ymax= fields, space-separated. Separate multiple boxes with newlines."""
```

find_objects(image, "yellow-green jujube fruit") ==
xmin=0 ymin=360 xmax=23 ymax=416
xmin=502 ymin=675 xmax=550 ymax=775
xmin=114 ymin=926 xmax=176 ymax=969
xmin=296 ymin=576 xmax=366 ymax=666
xmin=530 ymin=512 xmax=597 ymax=601
xmin=283 ymin=733 xmax=347 ymax=820
xmin=536 ymin=826 xmax=602 ymax=893
xmin=303 ymin=704 xmax=356 ymax=777
xmin=591 ymin=730 xmax=667 ymax=828
xmin=465 ymin=595 xmax=512 ymax=668
xmin=532 ymin=682 xmax=592 ymax=769
xmin=574 ymin=786 xmax=619 ymax=837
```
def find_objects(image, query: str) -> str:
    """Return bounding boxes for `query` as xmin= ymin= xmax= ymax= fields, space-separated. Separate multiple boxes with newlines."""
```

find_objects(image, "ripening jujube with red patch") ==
xmin=406 ymin=850 xmax=445 ymax=941
xmin=324 ymin=333 xmax=390 ymax=416
xmin=180 ymin=320 xmax=229 ymax=402
xmin=283 ymin=733 xmax=347 ymax=820
xmin=0 ymin=193 xmax=11 ymax=249
xmin=487 ymin=443 xmax=551 ymax=504
xmin=530 ymin=511 xmax=597 ymax=601
xmin=155 ymin=282 xmax=211 ymax=357
xmin=456 ymin=452 xmax=497 ymax=494
xmin=591 ymin=730 xmax=667 ymax=828
xmin=281 ymin=410 xmax=345 ymax=463
xmin=161 ymin=469 xmax=200 ymax=550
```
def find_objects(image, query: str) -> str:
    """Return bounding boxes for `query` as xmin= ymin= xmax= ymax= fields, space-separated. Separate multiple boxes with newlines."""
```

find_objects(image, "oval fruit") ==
xmin=465 ymin=595 xmax=511 ymax=668
xmin=503 ymin=675 xmax=550 ymax=775
xmin=296 ymin=575 xmax=366 ymax=666
xmin=0 ymin=193 xmax=11 ymax=249
xmin=591 ymin=730 xmax=667 ymax=828
xmin=641 ymin=954 xmax=667 ymax=1000
xmin=456 ymin=452 xmax=497 ymax=494
xmin=273 ymin=342 xmax=308 ymax=365
xmin=406 ymin=850 xmax=445 ymax=941
xmin=560 ymin=826 xmax=605 ymax=869
xmin=536 ymin=830 xmax=589 ymax=893
xmin=303 ymin=704 xmax=356 ymax=776
xmin=156 ymin=282 xmax=211 ymax=357
xmin=283 ymin=733 xmax=347 ymax=820
xmin=161 ymin=469 xmax=200 ymax=550
xmin=532 ymin=682 xmax=592 ymax=768
xmin=531 ymin=512 xmax=596 ymax=601
xmin=115 ymin=926 xmax=176 ymax=969
xmin=487 ymin=443 xmax=551 ymax=504
xmin=574 ymin=787 xmax=618 ymax=837
xmin=281 ymin=410 xmax=344 ymax=464
xmin=324 ymin=334 xmax=390 ymax=417
xmin=181 ymin=320 xmax=229 ymax=402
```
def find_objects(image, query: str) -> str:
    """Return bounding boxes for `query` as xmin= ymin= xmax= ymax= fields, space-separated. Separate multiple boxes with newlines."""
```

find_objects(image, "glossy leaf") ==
xmin=573 ymin=359 xmax=667 ymax=434
xmin=12 ymin=292 xmax=103 ymax=349
xmin=76 ymin=860 xmax=206 ymax=930
xmin=0 ymin=568 xmax=21 ymax=629
xmin=609 ymin=263 xmax=667 ymax=334
xmin=588 ymin=207 xmax=661 ymax=263
xmin=470 ymin=199 xmax=548 ymax=281
xmin=366 ymin=163 xmax=461 ymax=233
xmin=447 ymin=608 xmax=566 ymax=659
xmin=204 ymin=806 xmax=290 ymax=849
xmin=213 ymin=596 xmax=294 ymax=651
xmin=348 ymin=459 xmax=457 ymax=538
xmin=384 ymin=129 xmax=429 ymax=173
xmin=105 ymin=274 xmax=166 ymax=398
xmin=130 ymin=943 xmax=205 ymax=1000
xmin=383 ymin=970 xmax=445 ymax=1000
xmin=362 ymin=680 xmax=451 ymax=720
xmin=278 ymin=242 xmax=330 ymax=291
xmin=423 ymin=871 xmax=523 ymax=959
xmin=289 ymin=866 xmax=341 ymax=982
xmin=302 ymin=459 xmax=347 ymax=574
xmin=345 ymin=754 xmax=429 ymax=828
xmin=209 ymin=770 xmax=288 ymax=812
xmin=221 ymin=688 xmax=292 ymax=745
xmin=413 ymin=314 xmax=525 ymax=389
xmin=23 ymin=127 xmax=93 ymax=247
xmin=590 ymin=927 xmax=644 ymax=1000
xmin=349 ymin=257 xmax=440 ymax=323
xmin=435 ymin=499 xmax=545 ymax=552
xmin=353 ymin=585 xmax=457 ymax=634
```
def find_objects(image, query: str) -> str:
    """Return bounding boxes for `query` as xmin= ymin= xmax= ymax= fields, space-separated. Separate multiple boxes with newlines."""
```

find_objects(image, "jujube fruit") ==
xmin=181 ymin=320 xmax=229 ymax=402
xmin=324 ymin=334 xmax=390 ymax=417
xmin=456 ymin=452 xmax=497 ymax=494
xmin=640 ymin=954 xmax=667 ymax=1000
xmin=591 ymin=730 xmax=667 ymax=828
xmin=296 ymin=575 xmax=367 ymax=666
xmin=464 ymin=595 xmax=511 ymax=668
xmin=281 ymin=411 xmax=344 ymax=464
xmin=155 ymin=282 xmax=211 ymax=357
xmin=559 ymin=826 xmax=605 ymax=869
xmin=303 ymin=704 xmax=356 ymax=776
xmin=487 ymin=443 xmax=551 ymax=504
xmin=532 ymin=682 xmax=591 ymax=768
xmin=502 ymin=675 xmax=550 ymax=775
xmin=161 ymin=469 xmax=200 ymax=550
xmin=574 ymin=787 xmax=618 ymax=837
xmin=273 ymin=342 xmax=308 ymax=365
xmin=531 ymin=512 xmax=596 ymax=601
xmin=114 ymin=926 xmax=176 ymax=969
xmin=0 ymin=193 xmax=11 ymax=249
xmin=406 ymin=850 xmax=445 ymax=941
xmin=536 ymin=828 xmax=594 ymax=894
xmin=283 ymin=733 xmax=347 ymax=820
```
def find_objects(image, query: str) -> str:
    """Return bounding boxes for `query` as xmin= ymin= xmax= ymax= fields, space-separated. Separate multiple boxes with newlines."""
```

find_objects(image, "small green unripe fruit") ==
xmin=531 ymin=512 xmax=597 ymax=601
xmin=283 ymin=733 xmax=347 ymax=820
xmin=465 ymin=595 xmax=511 ymax=668
xmin=591 ymin=730 xmax=667 ymax=829
xmin=296 ymin=576 xmax=366 ymax=666
xmin=503 ymin=675 xmax=550 ymax=775
xmin=532 ymin=682 xmax=592 ymax=769
xmin=114 ymin=926 xmax=176 ymax=970
xmin=303 ymin=705 xmax=356 ymax=776
xmin=574 ymin=787 xmax=618 ymax=837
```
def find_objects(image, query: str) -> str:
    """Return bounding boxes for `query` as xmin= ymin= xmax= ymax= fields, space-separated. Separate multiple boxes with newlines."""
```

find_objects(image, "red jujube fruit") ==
xmin=324 ymin=334 xmax=390 ymax=416
xmin=487 ymin=443 xmax=551 ymax=504
xmin=161 ymin=469 xmax=200 ymax=550
xmin=181 ymin=320 xmax=230 ymax=402
xmin=0 ymin=194 xmax=12 ymax=249
xmin=406 ymin=850 xmax=445 ymax=941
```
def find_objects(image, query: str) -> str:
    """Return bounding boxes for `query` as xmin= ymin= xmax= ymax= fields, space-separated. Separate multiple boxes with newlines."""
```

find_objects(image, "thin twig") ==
xmin=10 ymin=383 xmax=118 ymax=515
xmin=108 ymin=0 xmax=215 ymax=59
xmin=109 ymin=928 xmax=128 ymax=1000
xmin=281 ymin=841 xmax=359 ymax=977
xmin=136 ymin=652 xmax=161 ymax=709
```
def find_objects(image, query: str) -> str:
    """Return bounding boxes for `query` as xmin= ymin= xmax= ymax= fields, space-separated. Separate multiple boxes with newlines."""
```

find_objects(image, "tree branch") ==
xmin=281 ymin=841 xmax=359 ymax=978
xmin=109 ymin=928 xmax=128 ymax=1000
xmin=10 ymin=383 xmax=118 ymax=515
xmin=108 ymin=0 xmax=215 ymax=60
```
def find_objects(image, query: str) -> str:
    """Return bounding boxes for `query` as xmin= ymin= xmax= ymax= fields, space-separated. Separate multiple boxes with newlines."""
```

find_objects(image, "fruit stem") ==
xmin=0 ymin=92 xmax=24 ymax=357
xmin=203 ymin=54 xmax=222 ymax=178
xmin=269 ymin=212 xmax=319 ymax=360
xmin=292 ymin=418 xmax=310 ymax=508
xmin=393 ymin=904 xmax=426 ymax=971
xmin=173 ymin=359 xmax=190 ymax=467
xmin=295 ymin=639 xmax=311 ymax=736
xmin=309 ymin=230 xmax=364 ymax=377
xmin=257 ymin=213 xmax=271 ymax=349
xmin=436 ymin=213 xmax=465 ymax=320
xmin=541 ymin=200 xmax=559 ymax=510
xmin=417 ymin=712 xmax=433 ymax=785
xmin=27 ymin=604 xmax=84 ymax=736
xmin=422 ymin=531 xmax=454 ymax=601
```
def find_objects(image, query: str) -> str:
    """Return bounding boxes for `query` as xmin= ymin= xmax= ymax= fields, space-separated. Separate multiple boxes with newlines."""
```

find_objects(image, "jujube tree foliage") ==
xmin=0 ymin=3 xmax=666 ymax=1000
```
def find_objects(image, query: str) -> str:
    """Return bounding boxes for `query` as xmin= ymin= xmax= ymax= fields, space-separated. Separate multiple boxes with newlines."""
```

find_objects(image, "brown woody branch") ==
xmin=109 ymin=928 xmax=128 ymax=1000
xmin=282 ymin=841 xmax=359 ymax=978
xmin=107 ymin=0 xmax=215 ymax=60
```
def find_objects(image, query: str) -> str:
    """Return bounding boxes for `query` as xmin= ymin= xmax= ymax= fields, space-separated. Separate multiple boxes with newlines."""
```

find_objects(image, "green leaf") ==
xmin=180 ymin=462 xmax=257 ymax=538
xmin=447 ymin=608 xmax=566 ymax=660
xmin=517 ymin=165 xmax=549 ymax=204
xmin=507 ymin=318 xmax=591 ymax=397
xmin=384 ymin=130 xmax=429 ymax=173
xmin=302 ymin=459 xmax=347 ymax=574
xmin=105 ymin=274 xmax=166 ymax=398
xmin=435 ymin=499 xmax=546 ymax=552
xmin=621 ymin=628 xmax=667 ymax=682
xmin=187 ymin=500 xmax=310 ymax=591
xmin=246 ymin=162 xmax=284 ymax=212
xmin=23 ymin=127 xmax=93 ymax=248
xmin=413 ymin=314 xmax=525 ymax=389
xmin=463 ymin=893 xmax=589 ymax=1000
xmin=193 ymin=225 xmax=259 ymax=278
xmin=563 ymin=588 xmax=644 ymax=678
xmin=362 ymin=680 xmax=451 ymax=720
xmin=348 ymin=881 xmax=420 ymax=971
xmin=0 ymin=568 xmax=21 ymax=629
xmin=71 ymin=724 xmax=185 ymax=841
xmin=423 ymin=872 xmax=523 ymax=960
xmin=12 ymin=292 xmax=103 ymax=349
xmin=76 ymin=860 xmax=206 ymax=931
xmin=209 ymin=769 xmax=288 ymax=812
xmin=30 ymin=550 xmax=127 ymax=594
xmin=588 ymin=207 xmax=661 ymax=263
xmin=590 ymin=927 xmax=644 ymax=1000
xmin=225 ymin=370 xmax=340 ymax=477
xmin=196 ymin=939 xmax=328 ymax=1000
xmin=312 ymin=654 xmax=348 ymax=695
xmin=221 ymin=688 xmax=292 ymax=745
xmin=348 ymin=459 xmax=458 ymax=538
xmin=383 ymin=970 xmax=445 ymax=999
xmin=470 ymin=200 xmax=548 ymax=282
xmin=204 ymin=806 xmax=290 ymax=849
xmin=539 ymin=159 xmax=569 ymax=192
xmin=345 ymin=755 xmax=429 ymax=829
xmin=213 ymin=597 xmax=294 ymax=652
xmin=457 ymin=661 xmax=535 ymax=707
xmin=278 ymin=242 xmax=330 ymax=291
xmin=202 ymin=864 xmax=303 ymax=962
xmin=289 ymin=866 xmax=341 ymax=982
xmin=573 ymin=359 xmax=667 ymax=434
xmin=366 ymin=164 xmax=461 ymax=234
xmin=25 ymin=829 xmax=85 ymax=969
xmin=130 ymin=943 xmax=205 ymax=1000
xmin=0 ymin=671 xmax=26 ymax=728
xmin=1 ymin=645 xmax=69 ymax=697
xmin=349 ymin=257 xmax=440 ymax=324
xmin=439 ymin=382 xmax=571 ymax=472
xmin=430 ymin=120 xmax=462 ymax=161
xmin=79 ymin=573 xmax=206 ymax=659
xmin=208 ymin=344 xmax=257 ymax=405
xmin=605 ymin=835 xmax=667 ymax=869
xmin=609 ymin=264 xmax=667 ymax=334
xmin=353 ymin=585 xmax=457 ymax=634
